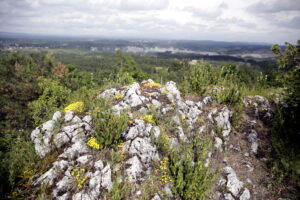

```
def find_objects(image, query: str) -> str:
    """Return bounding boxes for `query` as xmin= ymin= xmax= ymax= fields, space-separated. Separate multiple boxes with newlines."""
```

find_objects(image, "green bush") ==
xmin=270 ymin=40 xmax=300 ymax=197
xmin=29 ymin=77 xmax=71 ymax=125
xmin=168 ymin=134 xmax=215 ymax=200
xmin=216 ymin=85 xmax=242 ymax=106
xmin=93 ymin=108 xmax=128 ymax=148
xmin=107 ymin=180 xmax=131 ymax=200
xmin=0 ymin=133 xmax=38 ymax=196
xmin=187 ymin=64 xmax=215 ymax=95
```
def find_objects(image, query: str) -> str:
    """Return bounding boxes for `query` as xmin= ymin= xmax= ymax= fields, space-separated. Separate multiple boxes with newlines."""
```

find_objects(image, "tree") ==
xmin=271 ymin=40 xmax=300 ymax=191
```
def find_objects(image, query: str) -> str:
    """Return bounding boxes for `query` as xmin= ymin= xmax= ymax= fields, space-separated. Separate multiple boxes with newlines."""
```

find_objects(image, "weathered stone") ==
xmin=76 ymin=155 xmax=92 ymax=165
xmin=152 ymin=126 xmax=161 ymax=138
xmin=163 ymin=81 xmax=181 ymax=101
xmin=127 ymin=137 xmax=159 ymax=166
xmin=98 ymin=88 xmax=117 ymax=99
xmin=53 ymin=132 xmax=70 ymax=148
xmin=222 ymin=166 xmax=243 ymax=196
xmin=52 ymin=111 xmax=62 ymax=121
xmin=88 ymin=170 xmax=102 ymax=198
xmin=64 ymin=111 xmax=74 ymax=122
xmin=42 ymin=120 xmax=56 ymax=133
xmin=94 ymin=160 xmax=104 ymax=170
xmin=125 ymin=156 xmax=144 ymax=181
xmin=151 ymin=194 xmax=162 ymax=200
xmin=247 ymin=129 xmax=258 ymax=154
xmin=34 ymin=160 xmax=69 ymax=186
xmin=203 ymin=96 xmax=212 ymax=105
xmin=101 ymin=165 xmax=112 ymax=191
xmin=53 ymin=176 xmax=73 ymax=198
xmin=82 ymin=115 xmax=92 ymax=124
xmin=71 ymin=116 xmax=82 ymax=124
xmin=224 ymin=193 xmax=235 ymax=200
xmin=214 ymin=137 xmax=223 ymax=150
xmin=240 ymin=188 xmax=251 ymax=200
xmin=59 ymin=141 xmax=89 ymax=160
xmin=215 ymin=107 xmax=231 ymax=137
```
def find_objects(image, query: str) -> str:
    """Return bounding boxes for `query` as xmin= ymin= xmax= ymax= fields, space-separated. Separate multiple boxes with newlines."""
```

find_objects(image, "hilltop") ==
xmin=28 ymin=80 xmax=276 ymax=200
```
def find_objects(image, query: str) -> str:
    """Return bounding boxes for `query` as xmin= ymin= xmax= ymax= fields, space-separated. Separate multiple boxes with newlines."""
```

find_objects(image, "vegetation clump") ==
xmin=168 ymin=135 xmax=215 ymax=200
xmin=270 ymin=40 xmax=300 ymax=195
xmin=93 ymin=109 xmax=128 ymax=148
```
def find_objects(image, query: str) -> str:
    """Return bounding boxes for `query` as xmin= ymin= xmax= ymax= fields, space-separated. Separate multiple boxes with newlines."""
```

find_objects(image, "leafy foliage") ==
xmin=29 ymin=78 xmax=71 ymax=125
xmin=107 ymin=180 xmax=131 ymax=200
xmin=93 ymin=108 xmax=128 ymax=148
xmin=168 ymin=134 xmax=215 ymax=200
xmin=271 ymin=40 xmax=300 ymax=194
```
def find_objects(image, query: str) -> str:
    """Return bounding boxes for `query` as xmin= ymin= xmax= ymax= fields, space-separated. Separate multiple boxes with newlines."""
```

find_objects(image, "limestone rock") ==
xmin=240 ymin=188 xmax=251 ymax=200
xmin=52 ymin=111 xmax=62 ymax=121
xmin=222 ymin=166 xmax=244 ymax=196
xmin=101 ymin=165 xmax=112 ymax=191
xmin=64 ymin=110 xmax=74 ymax=122
xmin=215 ymin=107 xmax=231 ymax=137
xmin=125 ymin=156 xmax=144 ymax=181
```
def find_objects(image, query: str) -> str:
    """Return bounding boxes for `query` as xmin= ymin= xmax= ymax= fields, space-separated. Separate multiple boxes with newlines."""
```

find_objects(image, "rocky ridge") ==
xmin=31 ymin=79 xmax=274 ymax=200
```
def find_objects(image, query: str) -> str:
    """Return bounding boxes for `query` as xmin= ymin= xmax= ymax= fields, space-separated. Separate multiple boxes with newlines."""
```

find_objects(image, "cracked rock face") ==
xmin=123 ymin=119 xmax=159 ymax=182
xmin=219 ymin=166 xmax=250 ymax=200
xmin=31 ymin=111 xmax=112 ymax=200
xmin=214 ymin=107 xmax=232 ymax=137
xmin=243 ymin=95 xmax=273 ymax=121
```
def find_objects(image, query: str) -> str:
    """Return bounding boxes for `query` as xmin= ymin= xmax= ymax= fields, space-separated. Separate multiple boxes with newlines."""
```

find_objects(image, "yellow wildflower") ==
xmin=140 ymin=115 xmax=155 ymax=124
xmin=143 ymin=82 xmax=162 ymax=88
xmin=117 ymin=142 xmax=126 ymax=160
xmin=161 ymin=89 xmax=168 ymax=94
xmin=117 ymin=142 xmax=125 ymax=149
xmin=157 ymin=157 xmax=172 ymax=184
xmin=87 ymin=137 xmax=100 ymax=149
xmin=114 ymin=93 xmax=124 ymax=100
xmin=71 ymin=168 xmax=88 ymax=189
xmin=64 ymin=101 xmax=84 ymax=113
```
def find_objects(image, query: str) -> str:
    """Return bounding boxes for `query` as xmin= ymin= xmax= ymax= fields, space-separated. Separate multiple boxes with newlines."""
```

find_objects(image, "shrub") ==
xmin=0 ymin=135 xmax=38 ymax=196
xmin=270 ymin=40 xmax=300 ymax=197
xmin=168 ymin=134 xmax=215 ymax=200
xmin=187 ymin=63 xmax=221 ymax=96
xmin=29 ymin=78 xmax=71 ymax=125
xmin=216 ymin=85 xmax=241 ymax=106
xmin=107 ymin=180 xmax=131 ymax=200
xmin=93 ymin=109 xmax=128 ymax=148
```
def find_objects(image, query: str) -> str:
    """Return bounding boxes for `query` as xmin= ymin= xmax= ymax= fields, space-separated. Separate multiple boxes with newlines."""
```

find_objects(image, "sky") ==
xmin=0 ymin=0 xmax=299 ymax=44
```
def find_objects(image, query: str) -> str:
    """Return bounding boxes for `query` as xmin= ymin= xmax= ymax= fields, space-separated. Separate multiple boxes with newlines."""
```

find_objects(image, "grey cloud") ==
xmin=247 ymin=0 xmax=300 ymax=13
xmin=218 ymin=2 xmax=228 ymax=9
xmin=185 ymin=2 xmax=228 ymax=20
xmin=275 ymin=16 xmax=300 ymax=29
xmin=217 ymin=17 xmax=257 ymax=29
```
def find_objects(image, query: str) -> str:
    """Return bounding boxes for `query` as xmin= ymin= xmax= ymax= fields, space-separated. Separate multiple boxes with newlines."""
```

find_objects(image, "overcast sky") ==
xmin=0 ymin=0 xmax=299 ymax=44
